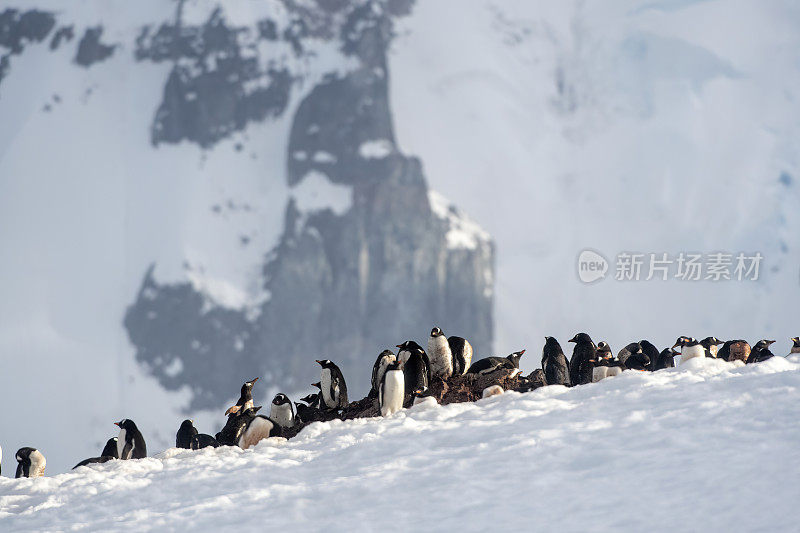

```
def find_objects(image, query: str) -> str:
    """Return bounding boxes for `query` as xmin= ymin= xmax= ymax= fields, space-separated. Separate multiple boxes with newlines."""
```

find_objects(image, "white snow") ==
xmin=1 ymin=357 xmax=799 ymax=530
xmin=429 ymin=190 xmax=492 ymax=250
xmin=358 ymin=138 xmax=394 ymax=159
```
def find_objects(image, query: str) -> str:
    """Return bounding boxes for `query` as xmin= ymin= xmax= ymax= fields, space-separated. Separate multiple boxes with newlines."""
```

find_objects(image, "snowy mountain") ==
xmin=2 ymin=357 xmax=799 ymax=531
xmin=1 ymin=0 xmax=799 ymax=476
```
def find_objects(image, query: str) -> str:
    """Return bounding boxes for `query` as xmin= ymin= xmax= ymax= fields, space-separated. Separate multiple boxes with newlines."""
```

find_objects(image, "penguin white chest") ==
xmin=270 ymin=403 xmax=294 ymax=428
xmin=606 ymin=366 xmax=622 ymax=377
xmin=680 ymin=345 xmax=705 ymax=364
xmin=321 ymin=368 xmax=337 ymax=407
xmin=428 ymin=336 xmax=453 ymax=379
xmin=380 ymin=370 xmax=405 ymax=417
xmin=117 ymin=429 xmax=127 ymax=459
xmin=29 ymin=450 xmax=46 ymax=477
xmin=593 ymin=366 xmax=608 ymax=382
xmin=238 ymin=417 xmax=276 ymax=450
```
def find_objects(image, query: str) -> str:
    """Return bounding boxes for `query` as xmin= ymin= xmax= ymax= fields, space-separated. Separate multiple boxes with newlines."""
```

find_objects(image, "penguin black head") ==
xmin=568 ymin=332 xmax=594 ymax=344
xmin=114 ymin=419 xmax=138 ymax=432
xmin=623 ymin=342 xmax=642 ymax=354
xmin=299 ymin=393 xmax=318 ymax=405
xmin=101 ymin=437 xmax=118 ymax=458
xmin=672 ymin=336 xmax=697 ymax=349
xmin=15 ymin=447 xmax=36 ymax=464
xmin=792 ymin=337 xmax=800 ymax=350
xmin=543 ymin=337 xmax=564 ymax=357
xmin=241 ymin=377 xmax=259 ymax=395
xmin=15 ymin=447 xmax=44 ymax=478
xmin=379 ymin=349 xmax=395 ymax=358
xmin=753 ymin=339 xmax=776 ymax=350
xmin=272 ymin=393 xmax=291 ymax=406
xmin=396 ymin=340 xmax=425 ymax=354
xmin=410 ymin=386 xmax=430 ymax=402
xmin=430 ymin=327 xmax=444 ymax=337
xmin=385 ymin=359 xmax=404 ymax=372
xmin=506 ymin=350 xmax=525 ymax=368
xmin=700 ymin=337 xmax=724 ymax=348
xmin=596 ymin=342 xmax=612 ymax=357
xmin=179 ymin=419 xmax=195 ymax=431
xmin=316 ymin=359 xmax=335 ymax=369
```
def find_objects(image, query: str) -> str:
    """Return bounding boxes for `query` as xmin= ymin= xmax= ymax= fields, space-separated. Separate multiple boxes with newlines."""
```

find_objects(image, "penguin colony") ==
xmin=5 ymin=328 xmax=797 ymax=478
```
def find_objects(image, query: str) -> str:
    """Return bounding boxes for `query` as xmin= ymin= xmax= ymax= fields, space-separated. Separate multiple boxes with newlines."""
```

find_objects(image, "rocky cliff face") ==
xmin=1 ymin=1 xmax=494 ymax=411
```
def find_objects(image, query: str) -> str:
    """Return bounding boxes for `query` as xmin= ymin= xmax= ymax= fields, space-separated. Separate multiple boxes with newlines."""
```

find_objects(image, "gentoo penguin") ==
xmin=482 ymin=385 xmax=504 ymax=398
xmin=191 ymin=434 xmax=220 ymax=450
xmin=270 ymin=393 xmax=295 ymax=428
xmin=590 ymin=354 xmax=609 ymax=382
xmin=673 ymin=336 xmax=704 ymax=364
xmin=225 ymin=377 xmax=259 ymax=415
xmin=639 ymin=340 xmax=660 ymax=371
xmin=617 ymin=342 xmax=642 ymax=366
xmin=700 ymin=337 xmax=724 ymax=358
xmin=316 ymin=359 xmax=348 ymax=410
xmin=568 ymin=333 xmax=596 ymax=386
xmin=15 ymin=447 xmax=45 ymax=478
xmin=448 ymin=336 xmax=474 ymax=376
xmin=73 ymin=437 xmax=119 ymax=469
xmin=654 ymin=348 xmax=677 ymax=370
xmin=115 ymin=419 xmax=147 ymax=460
xmin=428 ymin=327 xmax=454 ymax=380
xmin=73 ymin=455 xmax=115 ymax=469
xmin=605 ymin=357 xmax=624 ymax=377
xmin=176 ymin=419 xmax=198 ymax=449
xmin=542 ymin=337 xmax=571 ymax=386
xmin=624 ymin=352 xmax=650 ymax=371
xmin=410 ymin=386 xmax=435 ymax=406
xmin=720 ymin=340 xmax=750 ymax=363
xmin=748 ymin=339 xmax=776 ymax=364
xmin=101 ymin=437 xmax=119 ymax=459
xmin=217 ymin=405 xmax=262 ymax=446
xmin=379 ymin=360 xmax=405 ymax=417
xmin=396 ymin=340 xmax=431 ymax=406
xmin=467 ymin=350 xmax=525 ymax=375
xmin=789 ymin=337 xmax=800 ymax=356
xmin=370 ymin=350 xmax=396 ymax=397
xmin=238 ymin=407 xmax=282 ymax=450
xmin=295 ymin=393 xmax=322 ymax=424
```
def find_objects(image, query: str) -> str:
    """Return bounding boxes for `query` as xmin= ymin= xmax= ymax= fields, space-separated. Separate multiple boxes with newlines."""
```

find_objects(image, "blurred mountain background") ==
xmin=1 ymin=0 xmax=798 ymax=472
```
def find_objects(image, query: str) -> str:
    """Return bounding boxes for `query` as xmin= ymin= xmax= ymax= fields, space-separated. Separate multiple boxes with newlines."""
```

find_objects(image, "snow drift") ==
xmin=2 ymin=356 xmax=799 ymax=531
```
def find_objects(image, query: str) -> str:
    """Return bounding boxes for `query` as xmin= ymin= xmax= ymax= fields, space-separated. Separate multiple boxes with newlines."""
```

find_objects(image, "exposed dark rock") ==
xmin=0 ymin=9 xmax=56 ymax=54
xmin=49 ymin=25 xmax=74 ymax=50
xmin=75 ymin=26 xmax=115 ymax=67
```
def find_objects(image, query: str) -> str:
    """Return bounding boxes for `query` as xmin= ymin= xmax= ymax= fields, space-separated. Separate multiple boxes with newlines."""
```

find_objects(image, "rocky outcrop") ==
xmin=124 ymin=1 xmax=495 ymax=411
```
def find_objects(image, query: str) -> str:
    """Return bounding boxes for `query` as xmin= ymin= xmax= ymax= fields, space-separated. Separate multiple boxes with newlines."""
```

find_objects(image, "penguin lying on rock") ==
xmin=15 ymin=447 xmax=46 ymax=478
xmin=467 ymin=350 xmax=525 ymax=375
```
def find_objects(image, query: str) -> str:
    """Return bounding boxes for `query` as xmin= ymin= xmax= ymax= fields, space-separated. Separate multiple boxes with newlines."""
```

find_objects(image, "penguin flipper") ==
xmin=121 ymin=441 xmax=133 ymax=460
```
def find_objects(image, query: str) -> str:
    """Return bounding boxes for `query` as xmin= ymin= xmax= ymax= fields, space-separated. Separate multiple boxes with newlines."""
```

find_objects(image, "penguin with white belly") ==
xmin=379 ymin=360 xmax=405 ymax=417
xmin=238 ymin=407 xmax=282 ymax=450
xmin=316 ymin=360 xmax=348 ymax=410
xmin=115 ymin=419 xmax=147 ymax=460
xmin=396 ymin=340 xmax=431 ymax=406
xmin=673 ymin=336 xmax=704 ymax=364
xmin=448 ymin=335 xmax=473 ymax=376
xmin=270 ymin=393 xmax=295 ymax=429
xmin=370 ymin=350 xmax=396 ymax=397
xmin=700 ymin=337 xmax=724 ymax=358
xmin=15 ymin=447 xmax=46 ymax=478
xmin=225 ymin=377 xmax=259 ymax=416
xmin=428 ymin=327 xmax=454 ymax=380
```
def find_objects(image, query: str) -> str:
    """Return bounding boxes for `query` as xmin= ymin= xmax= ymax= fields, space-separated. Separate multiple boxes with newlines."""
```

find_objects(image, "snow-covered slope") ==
xmin=2 ymin=358 xmax=799 ymax=531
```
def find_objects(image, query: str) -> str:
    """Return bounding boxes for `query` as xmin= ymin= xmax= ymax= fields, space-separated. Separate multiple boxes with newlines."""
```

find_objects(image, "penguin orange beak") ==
xmin=114 ymin=422 xmax=120 ymax=427
xmin=225 ymin=405 xmax=240 ymax=416
xmin=396 ymin=345 xmax=402 ymax=348
xmin=250 ymin=377 xmax=259 ymax=384
xmin=519 ymin=349 xmax=526 ymax=355
xmin=315 ymin=360 xmax=322 ymax=365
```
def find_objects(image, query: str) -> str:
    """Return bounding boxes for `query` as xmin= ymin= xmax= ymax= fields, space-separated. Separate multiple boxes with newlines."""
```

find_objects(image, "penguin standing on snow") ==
xmin=542 ymin=337 xmax=570 ymax=386
xmin=115 ymin=419 xmax=147 ymax=460
xmin=270 ymin=393 xmax=295 ymax=428
xmin=789 ymin=337 xmax=800 ymax=356
xmin=176 ymin=419 xmax=198 ymax=449
xmin=748 ymin=339 xmax=776 ymax=364
xmin=639 ymin=340 xmax=660 ymax=371
xmin=370 ymin=350 xmax=396 ymax=397
xmin=316 ymin=359 xmax=348 ymax=410
xmin=467 ymin=350 xmax=525 ymax=375
xmin=379 ymin=360 xmax=405 ymax=417
xmin=15 ymin=448 xmax=46 ymax=478
xmin=673 ymin=336 xmax=704 ymax=364
xmin=225 ymin=377 xmax=259 ymax=416
xmin=569 ymin=333 xmax=596 ymax=386
xmin=428 ymin=327 xmax=454 ymax=380
xmin=624 ymin=352 xmax=650 ymax=371
xmin=448 ymin=335 xmax=473 ymax=376
xmin=397 ymin=341 xmax=431 ymax=406
xmin=238 ymin=407 xmax=282 ymax=450
xmin=700 ymin=337 xmax=724 ymax=358
xmin=654 ymin=348 xmax=677 ymax=370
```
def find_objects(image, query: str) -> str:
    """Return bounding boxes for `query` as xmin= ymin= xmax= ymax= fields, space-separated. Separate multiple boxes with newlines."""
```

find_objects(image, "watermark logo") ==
xmin=577 ymin=250 xmax=763 ymax=283
xmin=577 ymin=249 xmax=609 ymax=283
